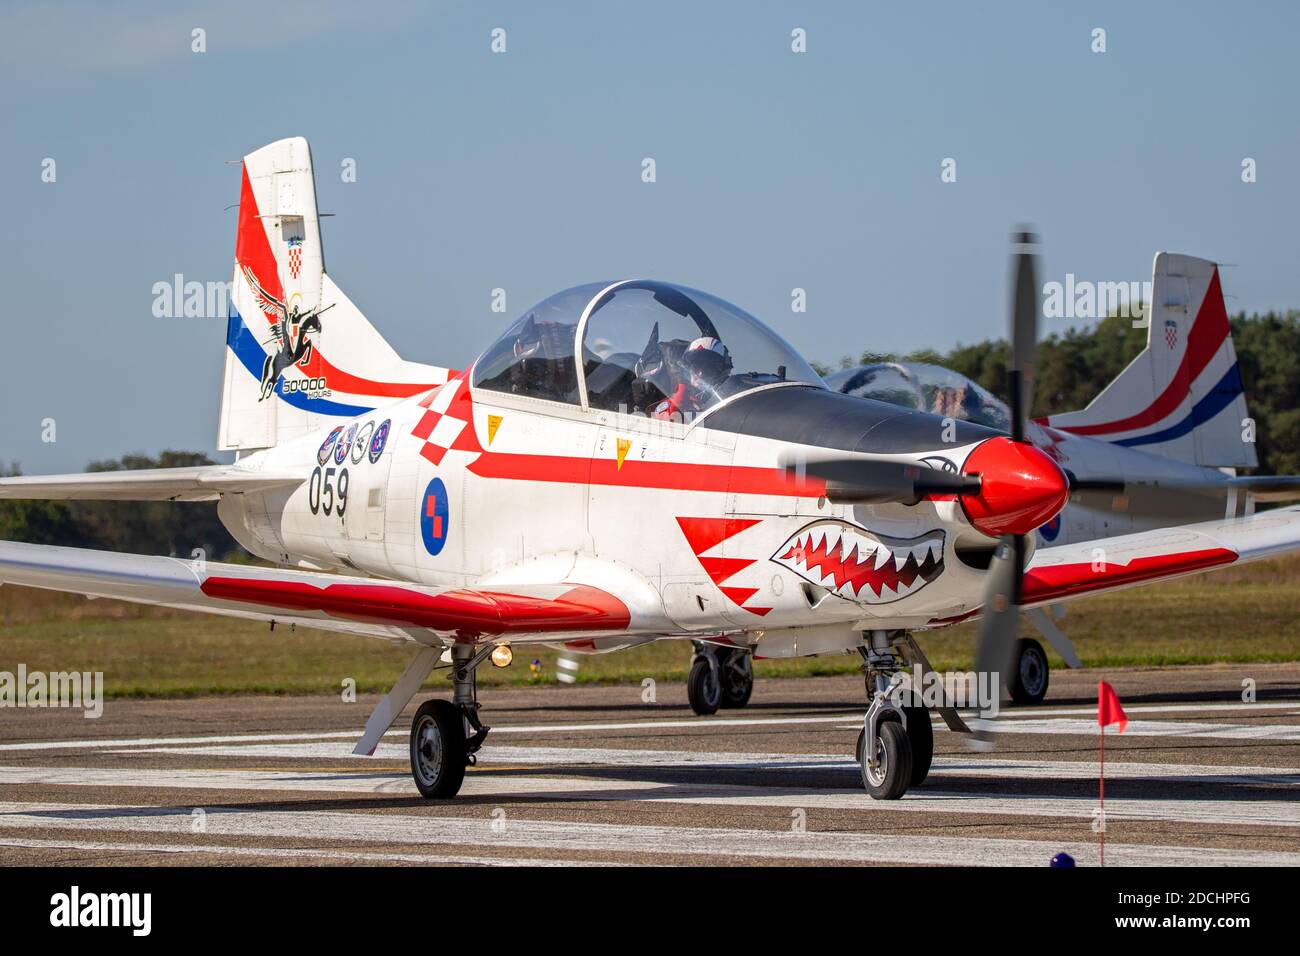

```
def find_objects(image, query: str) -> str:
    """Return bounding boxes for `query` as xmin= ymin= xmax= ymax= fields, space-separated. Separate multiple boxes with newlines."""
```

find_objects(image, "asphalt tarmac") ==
xmin=1 ymin=662 xmax=1298 ymax=866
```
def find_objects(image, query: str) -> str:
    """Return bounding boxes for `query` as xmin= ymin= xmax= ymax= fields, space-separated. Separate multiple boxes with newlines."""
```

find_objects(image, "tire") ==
xmin=855 ymin=705 xmax=932 ymax=787
xmin=1009 ymin=637 xmax=1050 ymax=705
xmin=860 ymin=719 xmax=912 ymax=800
xmin=718 ymin=649 xmax=753 ymax=709
xmin=899 ymin=692 xmax=933 ymax=786
xmin=409 ymin=699 xmax=467 ymax=799
xmin=687 ymin=657 xmax=721 ymax=715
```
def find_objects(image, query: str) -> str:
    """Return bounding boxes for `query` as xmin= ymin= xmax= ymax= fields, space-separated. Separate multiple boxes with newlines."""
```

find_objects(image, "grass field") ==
xmin=2 ymin=554 xmax=1298 ymax=697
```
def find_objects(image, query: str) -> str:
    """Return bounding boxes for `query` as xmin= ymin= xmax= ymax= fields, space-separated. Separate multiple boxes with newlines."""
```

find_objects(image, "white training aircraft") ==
xmin=4 ymin=137 xmax=1300 ymax=801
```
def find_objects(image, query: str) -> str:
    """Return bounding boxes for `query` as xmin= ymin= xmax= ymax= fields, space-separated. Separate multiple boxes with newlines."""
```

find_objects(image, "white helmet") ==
xmin=683 ymin=336 xmax=732 ymax=384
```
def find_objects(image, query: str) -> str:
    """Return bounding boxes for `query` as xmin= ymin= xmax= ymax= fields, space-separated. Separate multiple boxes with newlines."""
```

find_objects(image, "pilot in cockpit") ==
xmin=648 ymin=335 xmax=733 ymax=422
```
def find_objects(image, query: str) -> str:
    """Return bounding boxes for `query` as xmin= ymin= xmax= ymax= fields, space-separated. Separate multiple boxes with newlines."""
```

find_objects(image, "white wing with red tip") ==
xmin=1021 ymin=505 xmax=1300 ymax=606
xmin=0 ymin=541 xmax=639 ymax=644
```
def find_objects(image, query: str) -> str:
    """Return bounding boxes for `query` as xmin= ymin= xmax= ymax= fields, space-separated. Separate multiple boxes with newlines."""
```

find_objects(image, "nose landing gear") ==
xmin=855 ymin=631 xmax=968 ymax=800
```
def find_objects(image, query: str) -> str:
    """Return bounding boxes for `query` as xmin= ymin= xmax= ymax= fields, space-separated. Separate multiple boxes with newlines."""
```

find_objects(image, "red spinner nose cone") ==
xmin=960 ymin=437 xmax=1069 ymax=537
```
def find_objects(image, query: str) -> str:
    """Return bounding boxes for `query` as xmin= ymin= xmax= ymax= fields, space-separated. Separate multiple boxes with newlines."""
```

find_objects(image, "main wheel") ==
xmin=718 ymin=649 xmax=753 ymax=709
xmin=687 ymin=657 xmax=721 ymax=715
xmin=860 ymin=719 xmax=912 ymax=800
xmin=1009 ymin=637 xmax=1050 ymax=705
xmin=410 ymin=699 xmax=467 ymax=799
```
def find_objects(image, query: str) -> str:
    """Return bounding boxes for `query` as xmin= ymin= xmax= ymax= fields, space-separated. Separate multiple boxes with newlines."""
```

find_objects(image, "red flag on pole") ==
xmin=1096 ymin=680 xmax=1127 ymax=866
xmin=1098 ymin=680 xmax=1128 ymax=733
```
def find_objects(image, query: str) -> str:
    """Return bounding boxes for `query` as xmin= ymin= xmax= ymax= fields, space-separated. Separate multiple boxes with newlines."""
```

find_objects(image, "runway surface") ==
xmin=1 ymin=662 xmax=1298 ymax=866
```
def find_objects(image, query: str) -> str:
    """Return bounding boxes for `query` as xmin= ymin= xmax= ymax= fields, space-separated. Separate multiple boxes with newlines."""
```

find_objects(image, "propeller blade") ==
xmin=781 ymin=456 xmax=981 ymax=505
xmin=973 ymin=533 xmax=1024 ymax=696
xmin=1008 ymin=230 xmax=1040 ymax=443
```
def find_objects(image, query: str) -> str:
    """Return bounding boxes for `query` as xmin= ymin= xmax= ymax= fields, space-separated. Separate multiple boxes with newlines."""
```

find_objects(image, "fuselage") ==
xmin=219 ymin=380 xmax=1022 ymax=653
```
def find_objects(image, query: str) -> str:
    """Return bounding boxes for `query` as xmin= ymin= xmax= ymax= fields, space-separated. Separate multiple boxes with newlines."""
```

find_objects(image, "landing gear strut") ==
xmin=688 ymin=643 xmax=753 ymax=715
xmin=854 ymin=630 xmax=966 ymax=800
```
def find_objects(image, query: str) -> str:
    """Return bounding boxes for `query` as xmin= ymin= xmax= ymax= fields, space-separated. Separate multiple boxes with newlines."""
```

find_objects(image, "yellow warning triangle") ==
xmin=487 ymin=415 xmax=503 ymax=445
xmin=616 ymin=437 xmax=632 ymax=470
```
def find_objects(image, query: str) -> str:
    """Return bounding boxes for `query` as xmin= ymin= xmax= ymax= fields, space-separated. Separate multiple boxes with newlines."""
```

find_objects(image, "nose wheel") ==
xmin=856 ymin=689 xmax=933 ymax=791
xmin=860 ymin=720 xmax=912 ymax=800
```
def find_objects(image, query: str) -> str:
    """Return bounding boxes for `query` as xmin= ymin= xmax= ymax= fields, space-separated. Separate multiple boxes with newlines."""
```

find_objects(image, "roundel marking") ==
xmin=369 ymin=419 xmax=391 ymax=463
xmin=335 ymin=424 xmax=357 ymax=465
xmin=420 ymin=477 xmax=450 ymax=556
xmin=352 ymin=422 xmax=374 ymax=464
xmin=318 ymin=427 xmax=343 ymax=466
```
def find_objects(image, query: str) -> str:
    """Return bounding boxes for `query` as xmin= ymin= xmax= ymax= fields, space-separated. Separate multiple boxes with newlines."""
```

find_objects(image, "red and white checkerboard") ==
xmin=411 ymin=373 xmax=480 ymax=466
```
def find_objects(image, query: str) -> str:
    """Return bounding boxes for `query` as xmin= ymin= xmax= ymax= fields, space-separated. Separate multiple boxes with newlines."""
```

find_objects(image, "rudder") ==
xmin=218 ymin=137 xmax=451 ymax=453
xmin=1044 ymin=252 xmax=1255 ymax=469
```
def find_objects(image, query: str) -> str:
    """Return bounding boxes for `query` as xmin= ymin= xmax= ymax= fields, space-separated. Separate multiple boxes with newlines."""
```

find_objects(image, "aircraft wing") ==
xmin=1023 ymin=505 xmax=1300 ymax=606
xmin=0 ymin=466 xmax=303 ymax=502
xmin=0 ymin=541 xmax=633 ymax=643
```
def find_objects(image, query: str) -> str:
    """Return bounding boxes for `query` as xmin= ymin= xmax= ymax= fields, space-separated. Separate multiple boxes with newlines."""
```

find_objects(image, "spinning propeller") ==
xmin=972 ymin=231 xmax=1059 ymax=700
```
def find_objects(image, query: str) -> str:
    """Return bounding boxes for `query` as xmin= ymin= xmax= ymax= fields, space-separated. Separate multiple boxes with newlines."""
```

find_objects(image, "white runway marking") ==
xmin=0 ymin=801 xmax=1294 ymax=867
xmin=94 ymin=736 xmax=1300 ymax=782
xmin=967 ymin=718 xmax=1300 ymax=741
xmin=2 ymin=699 xmax=1295 ymax=752
xmin=2 ymin=762 xmax=1297 ymax=829
xmin=0 ymin=836 xmax=616 ymax=866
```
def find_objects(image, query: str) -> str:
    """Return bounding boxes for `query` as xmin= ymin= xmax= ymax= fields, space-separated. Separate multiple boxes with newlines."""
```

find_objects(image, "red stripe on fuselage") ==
xmin=467 ymin=453 xmax=827 ymax=497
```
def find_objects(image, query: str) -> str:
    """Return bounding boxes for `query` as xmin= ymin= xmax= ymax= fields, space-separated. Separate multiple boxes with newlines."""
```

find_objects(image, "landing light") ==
xmin=491 ymin=644 xmax=514 ymax=668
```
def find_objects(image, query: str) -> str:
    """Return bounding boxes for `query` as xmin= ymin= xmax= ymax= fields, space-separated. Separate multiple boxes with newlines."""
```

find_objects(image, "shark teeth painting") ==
xmin=771 ymin=521 xmax=945 ymax=605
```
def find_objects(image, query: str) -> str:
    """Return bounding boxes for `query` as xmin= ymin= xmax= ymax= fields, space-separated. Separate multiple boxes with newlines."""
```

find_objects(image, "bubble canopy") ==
xmin=826 ymin=362 xmax=1011 ymax=431
xmin=472 ymin=280 xmax=825 ymax=419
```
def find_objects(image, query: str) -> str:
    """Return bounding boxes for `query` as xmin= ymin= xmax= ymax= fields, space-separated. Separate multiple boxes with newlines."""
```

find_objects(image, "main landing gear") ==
xmin=687 ymin=642 xmax=753 ymax=716
xmin=352 ymin=642 xmax=494 ymax=800
xmin=409 ymin=643 xmax=492 ymax=799
xmin=854 ymin=630 xmax=970 ymax=800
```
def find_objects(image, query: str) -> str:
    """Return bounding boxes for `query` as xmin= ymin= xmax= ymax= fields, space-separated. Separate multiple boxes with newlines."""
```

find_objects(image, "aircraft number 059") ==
xmin=308 ymin=466 xmax=349 ymax=517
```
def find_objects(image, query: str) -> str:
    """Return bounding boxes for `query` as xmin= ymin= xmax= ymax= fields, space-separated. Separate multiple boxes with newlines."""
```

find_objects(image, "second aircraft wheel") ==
xmin=719 ymin=649 xmax=754 ymax=709
xmin=687 ymin=656 xmax=722 ymax=715
xmin=1009 ymin=637 xmax=1050 ymax=705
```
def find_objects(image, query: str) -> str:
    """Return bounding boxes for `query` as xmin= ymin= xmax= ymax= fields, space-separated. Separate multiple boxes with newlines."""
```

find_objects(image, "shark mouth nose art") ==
xmin=772 ymin=521 xmax=945 ymax=605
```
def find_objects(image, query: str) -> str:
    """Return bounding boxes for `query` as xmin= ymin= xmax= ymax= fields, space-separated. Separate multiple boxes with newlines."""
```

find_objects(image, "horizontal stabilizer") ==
xmin=0 ymin=466 xmax=303 ymax=502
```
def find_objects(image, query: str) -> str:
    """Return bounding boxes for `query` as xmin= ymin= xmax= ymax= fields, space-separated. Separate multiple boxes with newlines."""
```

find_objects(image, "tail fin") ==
xmin=218 ymin=137 xmax=451 ymax=452
xmin=1044 ymin=253 xmax=1256 ymax=469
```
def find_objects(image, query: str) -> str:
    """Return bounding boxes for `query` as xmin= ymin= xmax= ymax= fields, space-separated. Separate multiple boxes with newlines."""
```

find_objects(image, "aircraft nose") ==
xmin=959 ymin=436 xmax=1070 ymax=537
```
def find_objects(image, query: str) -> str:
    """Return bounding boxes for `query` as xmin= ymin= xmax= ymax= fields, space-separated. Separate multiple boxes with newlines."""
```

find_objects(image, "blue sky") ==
xmin=2 ymin=0 xmax=1298 ymax=471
